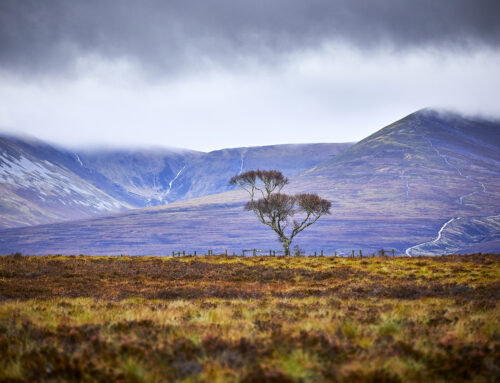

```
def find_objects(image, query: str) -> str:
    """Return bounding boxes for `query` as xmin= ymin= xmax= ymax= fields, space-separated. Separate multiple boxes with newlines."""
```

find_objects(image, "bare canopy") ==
xmin=230 ymin=170 xmax=331 ymax=255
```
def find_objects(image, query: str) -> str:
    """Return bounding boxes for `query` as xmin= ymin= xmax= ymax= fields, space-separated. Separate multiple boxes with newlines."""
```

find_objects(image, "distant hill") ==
xmin=165 ymin=143 xmax=352 ymax=202
xmin=77 ymin=147 xmax=203 ymax=206
xmin=1 ymin=109 xmax=498 ymax=255
xmin=0 ymin=134 xmax=131 ymax=228
xmin=0 ymin=134 xmax=352 ymax=228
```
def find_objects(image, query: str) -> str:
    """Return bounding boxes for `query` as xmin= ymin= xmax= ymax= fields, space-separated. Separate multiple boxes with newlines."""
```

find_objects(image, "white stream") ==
xmin=399 ymin=170 xmax=410 ymax=200
xmin=165 ymin=165 xmax=186 ymax=197
xmin=404 ymin=135 xmax=491 ymax=256
xmin=405 ymin=217 xmax=459 ymax=256
xmin=239 ymin=150 xmax=247 ymax=174
xmin=422 ymin=135 xmax=487 ymax=205
xmin=74 ymin=153 xmax=84 ymax=167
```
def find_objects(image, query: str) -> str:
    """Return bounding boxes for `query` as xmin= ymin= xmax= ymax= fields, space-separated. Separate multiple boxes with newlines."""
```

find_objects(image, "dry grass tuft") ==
xmin=0 ymin=254 xmax=499 ymax=382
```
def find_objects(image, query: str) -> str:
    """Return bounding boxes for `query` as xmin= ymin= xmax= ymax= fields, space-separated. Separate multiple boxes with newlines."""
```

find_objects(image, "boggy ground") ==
xmin=0 ymin=254 xmax=499 ymax=382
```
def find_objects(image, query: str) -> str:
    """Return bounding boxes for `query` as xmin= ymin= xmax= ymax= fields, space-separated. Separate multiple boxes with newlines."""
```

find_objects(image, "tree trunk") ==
xmin=282 ymin=238 xmax=291 ymax=256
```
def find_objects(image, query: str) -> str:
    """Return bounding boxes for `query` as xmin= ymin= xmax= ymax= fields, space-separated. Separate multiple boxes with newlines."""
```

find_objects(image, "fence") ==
xmin=170 ymin=248 xmax=398 ymax=257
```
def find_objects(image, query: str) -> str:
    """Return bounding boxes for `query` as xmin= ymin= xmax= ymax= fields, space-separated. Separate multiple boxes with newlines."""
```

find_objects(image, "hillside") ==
xmin=0 ymin=136 xmax=351 ymax=228
xmin=1 ymin=109 xmax=498 ymax=255
xmin=166 ymin=143 xmax=352 ymax=202
xmin=0 ymin=134 xmax=131 ymax=228
xmin=77 ymin=147 xmax=203 ymax=206
xmin=80 ymin=143 xmax=352 ymax=205
xmin=295 ymin=108 xmax=500 ymax=254
xmin=301 ymin=108 xmax=499 ymax=214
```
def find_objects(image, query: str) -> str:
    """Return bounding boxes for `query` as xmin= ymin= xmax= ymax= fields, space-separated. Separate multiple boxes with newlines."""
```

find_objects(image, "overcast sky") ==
xmin=1 ymin=0 xmax=499 ymax=151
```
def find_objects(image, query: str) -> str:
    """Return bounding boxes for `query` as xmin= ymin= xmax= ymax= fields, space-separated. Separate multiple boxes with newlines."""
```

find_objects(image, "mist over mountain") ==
xmin=295 ymin=108 xmax=500 ymax=254
xmin=1 ymin=109 xmax=498 ymax=255
xmin=0 ymin=134 xmax=352 ymax=228
xmin=0 ymin=134 xmax=131 ymax=227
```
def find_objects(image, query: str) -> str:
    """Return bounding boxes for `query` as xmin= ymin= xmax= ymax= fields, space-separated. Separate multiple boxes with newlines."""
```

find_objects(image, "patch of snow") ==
xmin=0 ymin=152 xmax=123 ymax=212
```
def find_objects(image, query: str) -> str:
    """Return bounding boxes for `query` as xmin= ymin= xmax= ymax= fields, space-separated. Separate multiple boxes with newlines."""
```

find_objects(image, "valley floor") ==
xmin=0 ymin=254 xmax=499 ymax=382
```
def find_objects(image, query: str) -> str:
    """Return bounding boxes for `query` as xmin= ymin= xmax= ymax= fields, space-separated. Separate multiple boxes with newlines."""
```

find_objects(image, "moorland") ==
xmin=0 ymin=253 xmax=499 ymax=382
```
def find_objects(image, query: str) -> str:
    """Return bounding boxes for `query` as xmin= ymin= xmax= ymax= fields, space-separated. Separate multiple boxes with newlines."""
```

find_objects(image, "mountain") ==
xmin=1 ymin=109 xmax=498 ymax=255
xmin=0 ymin=134 xmax=131 ymax=228
xmin=77 ymin=148 xmax=203 ymax=206
xmin=301 ymin=108 xmax=499 ymax=212
xmin=294 ymin=108 xmax=500 ymax=254
xmin=0 ymin=134 xmax=352 ymax=228
xmin=165 ymin=143 xmax=352 ymax=202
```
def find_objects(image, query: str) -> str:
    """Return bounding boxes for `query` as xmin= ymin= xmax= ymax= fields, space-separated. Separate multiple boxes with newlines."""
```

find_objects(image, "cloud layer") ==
xmin=0 ymin=1 xmax=499 ymax=150
xmin=1 ymin=0 xmax=500 ymax=76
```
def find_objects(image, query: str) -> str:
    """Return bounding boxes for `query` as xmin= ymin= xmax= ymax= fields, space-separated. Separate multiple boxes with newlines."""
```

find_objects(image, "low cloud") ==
xmin=1 ymin=46 xmax=499 ymax=151
xmin=1 ymin=0 xmax=499 ymax=77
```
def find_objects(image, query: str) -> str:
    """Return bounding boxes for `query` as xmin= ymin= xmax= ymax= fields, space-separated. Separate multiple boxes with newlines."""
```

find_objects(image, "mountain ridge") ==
xmin=1 ymin=109 xmax=498 ymax=255
xmin=0 ymin=134 xmax=353 ymax=228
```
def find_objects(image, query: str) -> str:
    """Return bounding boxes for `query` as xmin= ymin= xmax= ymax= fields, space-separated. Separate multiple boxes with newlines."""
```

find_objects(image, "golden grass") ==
xmin=0 ymin=254 xmax=499 ymax=382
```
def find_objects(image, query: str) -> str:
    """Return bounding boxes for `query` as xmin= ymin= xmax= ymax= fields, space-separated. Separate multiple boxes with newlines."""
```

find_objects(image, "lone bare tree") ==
xmin=229 ymin=170 xmax=331 ymax=255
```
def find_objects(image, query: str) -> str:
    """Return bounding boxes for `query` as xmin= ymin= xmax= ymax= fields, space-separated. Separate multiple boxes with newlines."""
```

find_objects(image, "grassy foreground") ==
xmin=0 ymin=254 xmax=499 ymax=382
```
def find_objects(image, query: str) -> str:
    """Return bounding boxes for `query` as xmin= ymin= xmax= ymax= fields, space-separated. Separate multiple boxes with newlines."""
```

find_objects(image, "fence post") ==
xmin=225 ymin=249 xmax=228 ymax=256
xmin=392 ymin=249 xmax=395 ymax=257
xmin=321 ymin=250 xmax=324 ymax=257
xmin=352 ymin=250 xmax=355 ymax=258
xmin=253 ymin=248 xmax=256 ymax=256
xmin=359 ymin=250 xmax=363 ymax=258
xmin=334 ymin=251 xmax=337 ymax=257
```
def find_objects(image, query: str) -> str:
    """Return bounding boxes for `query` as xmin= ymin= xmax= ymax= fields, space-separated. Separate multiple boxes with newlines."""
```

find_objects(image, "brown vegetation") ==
xmin=0 ymin=254 xmax=499 ymax=382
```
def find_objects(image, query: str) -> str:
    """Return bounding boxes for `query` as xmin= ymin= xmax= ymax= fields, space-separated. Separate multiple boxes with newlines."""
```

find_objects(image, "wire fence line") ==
xmin=170 ymin=248 xmax=398 ymax=257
